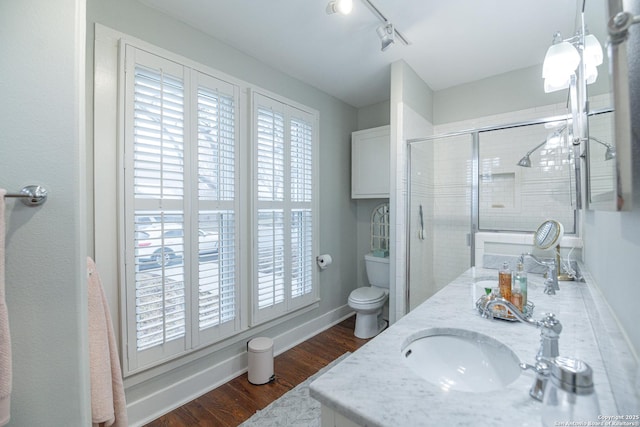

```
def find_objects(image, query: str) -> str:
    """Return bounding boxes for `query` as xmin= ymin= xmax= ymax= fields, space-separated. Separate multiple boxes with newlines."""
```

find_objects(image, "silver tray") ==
xmin=475 ymin=295 xmax=535 ymax=322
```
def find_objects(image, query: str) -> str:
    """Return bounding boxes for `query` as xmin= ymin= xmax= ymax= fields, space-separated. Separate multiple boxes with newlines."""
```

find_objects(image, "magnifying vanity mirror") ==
xmin=534 ymin=220 xmax=574 ymax=281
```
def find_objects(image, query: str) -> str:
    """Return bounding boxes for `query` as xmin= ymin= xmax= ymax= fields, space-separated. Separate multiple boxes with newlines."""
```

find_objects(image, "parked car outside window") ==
xmin=135 ymin=225 xmax=219 ymax=269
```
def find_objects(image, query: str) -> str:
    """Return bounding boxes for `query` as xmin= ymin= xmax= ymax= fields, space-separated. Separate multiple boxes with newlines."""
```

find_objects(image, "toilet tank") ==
xmin=364 ymin=253 xmax=390 ymax=289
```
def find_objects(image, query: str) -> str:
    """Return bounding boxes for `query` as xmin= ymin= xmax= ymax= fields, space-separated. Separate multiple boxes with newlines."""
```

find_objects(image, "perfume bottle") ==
xmin=498 ymin=261 xmax=512 ymax=303
xmin=514 ymin=261 xmax=528 ymax=308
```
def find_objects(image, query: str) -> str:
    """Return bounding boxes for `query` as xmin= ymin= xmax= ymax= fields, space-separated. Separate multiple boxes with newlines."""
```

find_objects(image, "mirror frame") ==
xmin=587 ymin=0 xmax=638 ymax=211
xmin=534 ymin=220 xmax=565 ymax=250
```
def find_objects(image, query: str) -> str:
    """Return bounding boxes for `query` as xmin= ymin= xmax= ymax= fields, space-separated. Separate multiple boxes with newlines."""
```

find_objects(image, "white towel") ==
xmin=87 ymin=257 xmax=128 ymax=427
xmin=0 ymin=190 xmax=12 ymax=426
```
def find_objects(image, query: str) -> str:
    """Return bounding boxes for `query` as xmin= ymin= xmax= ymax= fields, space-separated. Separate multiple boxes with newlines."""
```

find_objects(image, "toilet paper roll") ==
xmin=317 ymin=254 xmax=333 ymax=269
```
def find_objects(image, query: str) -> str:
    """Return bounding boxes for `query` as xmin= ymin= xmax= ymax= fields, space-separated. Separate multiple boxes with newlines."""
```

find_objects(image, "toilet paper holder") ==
xmin=316 ymin=254 xmax=332 ymax=269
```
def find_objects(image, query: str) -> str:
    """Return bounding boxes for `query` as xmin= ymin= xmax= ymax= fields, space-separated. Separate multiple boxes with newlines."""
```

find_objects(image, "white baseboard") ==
xmin=127 ymin=304 xmax=354 ymax=426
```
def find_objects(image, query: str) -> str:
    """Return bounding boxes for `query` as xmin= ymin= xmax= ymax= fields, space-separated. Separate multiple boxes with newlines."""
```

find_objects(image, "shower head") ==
xmin=590 ymin=136 xmax=616 ymax=160
xmin=516 ymin=125 xmax=568 ymax=168
xmin=605 ymin=146 xmax=615 ymax=160
xmin=516 ymin=140 xmax=547 ymax=168
xmin=517 ymin=155 xmax=532 ymax=167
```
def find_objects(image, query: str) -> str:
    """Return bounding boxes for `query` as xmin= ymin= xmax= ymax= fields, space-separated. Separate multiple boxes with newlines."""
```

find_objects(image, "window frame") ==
xmin=114 ymin=37 xmax=319 ymax=376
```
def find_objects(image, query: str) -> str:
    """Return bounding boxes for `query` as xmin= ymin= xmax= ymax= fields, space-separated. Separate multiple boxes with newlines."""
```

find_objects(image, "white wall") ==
xmin=0 ymin=0 xmax=91 ymax=425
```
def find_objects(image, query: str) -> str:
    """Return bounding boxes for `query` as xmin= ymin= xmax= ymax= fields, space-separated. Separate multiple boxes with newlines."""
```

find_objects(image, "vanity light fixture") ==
xmin=326 ymin=0 xmax=353 ymax=15
xmin=542 ymin=29 xmax=603 ymax=93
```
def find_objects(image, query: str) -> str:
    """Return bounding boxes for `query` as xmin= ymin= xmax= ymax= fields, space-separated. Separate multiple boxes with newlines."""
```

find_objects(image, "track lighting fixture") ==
xmin=326 ymin=0 xmax=410 ymax=51
xmin=376 ymin=22 xmax=395 ymax=51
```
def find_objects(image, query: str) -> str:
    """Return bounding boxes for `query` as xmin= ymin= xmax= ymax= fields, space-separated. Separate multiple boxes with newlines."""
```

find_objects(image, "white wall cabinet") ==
xmin=351 ymin=125 xmax=390 ymax=198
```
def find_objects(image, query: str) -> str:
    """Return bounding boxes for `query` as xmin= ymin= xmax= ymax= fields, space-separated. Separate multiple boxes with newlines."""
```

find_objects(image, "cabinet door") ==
xmin=351 ymin=126 xmax=390 ymax=198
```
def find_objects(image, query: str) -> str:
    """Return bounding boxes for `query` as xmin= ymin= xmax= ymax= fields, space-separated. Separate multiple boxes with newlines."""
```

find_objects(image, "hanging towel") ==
xmin=0 ymin=190 xmax=11 ymax=427
xmin=87 ymin=257 xmax=128 ymax=427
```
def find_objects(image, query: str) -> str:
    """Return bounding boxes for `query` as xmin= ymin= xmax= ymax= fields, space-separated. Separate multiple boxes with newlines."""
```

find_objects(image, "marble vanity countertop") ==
xmin=309 ymin=267 xmax=618 ymax=427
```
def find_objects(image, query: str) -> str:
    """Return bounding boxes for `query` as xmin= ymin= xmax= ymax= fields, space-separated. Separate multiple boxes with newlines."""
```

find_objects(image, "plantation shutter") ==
xmin=124 ymin=47 xmax=188 ymax=368
xmin=192 ymin=72 xmax=240 ymax=345
xmin=290 ymin=117 xmax=314 ymax=299
xmin=252 ymin=92 xmax=318 ymax=325
xmin=123 ymin=45 xmax=240 ymax=372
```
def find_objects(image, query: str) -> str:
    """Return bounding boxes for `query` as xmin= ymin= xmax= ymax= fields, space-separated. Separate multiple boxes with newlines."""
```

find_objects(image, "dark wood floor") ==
xmin=144 ymin=315 xmax=369 ymax=427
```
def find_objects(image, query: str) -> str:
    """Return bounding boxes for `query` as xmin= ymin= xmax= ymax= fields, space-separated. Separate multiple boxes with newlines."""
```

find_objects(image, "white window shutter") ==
xmin=252 ymin=93 xmax=318 ymax=325
xmin=123 ymin=45 xmax=240 ymax=372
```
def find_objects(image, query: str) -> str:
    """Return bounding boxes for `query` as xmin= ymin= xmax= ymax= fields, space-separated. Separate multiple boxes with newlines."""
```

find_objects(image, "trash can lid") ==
xmin=249 ymin=337 xmax=273 ymax=353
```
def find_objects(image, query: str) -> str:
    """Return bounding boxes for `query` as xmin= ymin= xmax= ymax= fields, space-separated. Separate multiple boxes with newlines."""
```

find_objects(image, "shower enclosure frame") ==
xmin=404 ymin=112 xmax=583 ymax=313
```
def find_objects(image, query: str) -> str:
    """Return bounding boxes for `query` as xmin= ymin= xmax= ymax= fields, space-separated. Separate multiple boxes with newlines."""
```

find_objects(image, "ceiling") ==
xmin=138 ymin=0 xmax=609 ymax=108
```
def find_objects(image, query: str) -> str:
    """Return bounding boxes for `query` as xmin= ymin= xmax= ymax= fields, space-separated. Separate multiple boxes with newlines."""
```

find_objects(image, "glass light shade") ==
xmin=583 ymin=34 xmax=603 ymax=66
xmin=544 ymin=74 xmax=572 ymax=93
xmin=585 ymin=63 xmax=598 ymax=84
xmin=542 ymin=41 xmax=580 ymax=79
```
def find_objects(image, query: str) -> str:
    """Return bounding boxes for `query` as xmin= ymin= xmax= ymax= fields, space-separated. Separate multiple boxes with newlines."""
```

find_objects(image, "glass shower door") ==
xmin=408 ymin=133 xmax=474 ymax=310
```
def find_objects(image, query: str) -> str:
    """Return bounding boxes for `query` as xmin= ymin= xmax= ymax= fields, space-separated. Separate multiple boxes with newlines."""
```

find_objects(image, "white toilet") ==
xmin=348 ymin=253 xmax=390 ymax=339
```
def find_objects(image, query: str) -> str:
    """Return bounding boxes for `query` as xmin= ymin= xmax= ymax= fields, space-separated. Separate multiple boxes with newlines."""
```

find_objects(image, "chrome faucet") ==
xmin=520 ymin=253 xmax=559 ymax=295
xmin=481 ymin=297 xmax=562 ymax=401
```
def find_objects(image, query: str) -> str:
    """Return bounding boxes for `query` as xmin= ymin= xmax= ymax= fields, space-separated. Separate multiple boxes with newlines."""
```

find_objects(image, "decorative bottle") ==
xmin=514 ymin=261 xmax=528 ymax=309
xmin=498 ymin=261 xmax=512 ymax=303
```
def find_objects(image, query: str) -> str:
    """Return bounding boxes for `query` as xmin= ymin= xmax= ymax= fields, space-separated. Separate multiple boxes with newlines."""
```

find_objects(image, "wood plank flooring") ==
xmin=144 ymin=315 xmax=369 ymax=427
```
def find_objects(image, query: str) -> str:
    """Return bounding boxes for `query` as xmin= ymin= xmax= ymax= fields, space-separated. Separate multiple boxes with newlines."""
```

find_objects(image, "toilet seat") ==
xmin=348 ymin=287 xmax=387 ymax=306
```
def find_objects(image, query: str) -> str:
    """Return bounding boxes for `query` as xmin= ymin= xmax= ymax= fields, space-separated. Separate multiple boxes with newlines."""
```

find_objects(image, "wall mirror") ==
xmin=586 ymin=109 xmax=618 ymax=208
xmin=586 ymin=0 xmax=638 ymax=211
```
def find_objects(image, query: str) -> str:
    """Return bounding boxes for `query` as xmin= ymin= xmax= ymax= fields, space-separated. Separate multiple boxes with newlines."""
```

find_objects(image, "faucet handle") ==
xmin=520 ymin=361 xmax=551 ymax=401
xmin=538 ymin=313 xmax=562 ymax=336
xmin=520 ymin=360 xmax=550 ymax=375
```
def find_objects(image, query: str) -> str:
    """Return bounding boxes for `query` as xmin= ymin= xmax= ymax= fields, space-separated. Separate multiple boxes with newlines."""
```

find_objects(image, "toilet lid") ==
xmin=349 ymin=287 xmax=385 ymax=303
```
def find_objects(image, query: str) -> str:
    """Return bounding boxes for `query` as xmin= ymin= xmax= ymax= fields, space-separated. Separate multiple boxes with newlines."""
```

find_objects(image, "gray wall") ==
xmin=399 ymin=62 xmax=434 ymax=124
xmin=434 ymin=64 xmax=611 ymax=125
xmin=583 ymin=0 xmax=640 ymax=358
xmin=357 ymin=100 xmax=391 ymax=130
xmin=0 ymin=0 xmax=91 ymax=425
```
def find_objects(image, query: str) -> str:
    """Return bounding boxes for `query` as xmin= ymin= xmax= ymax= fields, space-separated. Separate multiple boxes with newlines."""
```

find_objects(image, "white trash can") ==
xmin=247 ymin=337 xmax=274 ymax=385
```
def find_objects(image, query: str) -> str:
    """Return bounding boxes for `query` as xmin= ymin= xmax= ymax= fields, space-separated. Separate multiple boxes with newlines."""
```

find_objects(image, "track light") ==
xmin=326 ymin=0 xmax=353 ymax=15
xmin=376 ymin=22 xmax=395 ymax=51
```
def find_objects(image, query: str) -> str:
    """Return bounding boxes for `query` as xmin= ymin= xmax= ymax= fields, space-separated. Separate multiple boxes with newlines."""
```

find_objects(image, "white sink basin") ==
xmin=401 ymin=328 xmax=521 ymax=392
